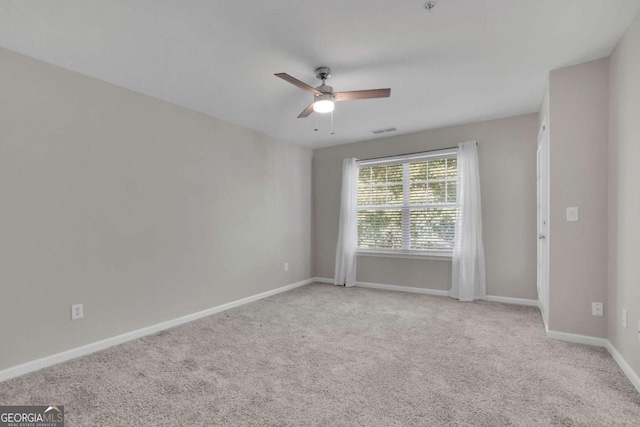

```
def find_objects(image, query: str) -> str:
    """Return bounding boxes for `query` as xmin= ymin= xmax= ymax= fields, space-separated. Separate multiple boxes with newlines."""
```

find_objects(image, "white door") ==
xmin=536 ymin=122 xmax=549 ymax=329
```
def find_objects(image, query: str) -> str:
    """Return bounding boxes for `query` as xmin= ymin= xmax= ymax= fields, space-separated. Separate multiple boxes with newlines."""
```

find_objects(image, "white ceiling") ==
xmin=1 ymin=1 xmax=639 ymax=148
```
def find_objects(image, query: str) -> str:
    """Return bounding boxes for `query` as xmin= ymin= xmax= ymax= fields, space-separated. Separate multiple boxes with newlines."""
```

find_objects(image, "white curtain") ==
xmin=334 ymin=158 xmax=358 ymax=287
xmin=451 ymin=141 xmax=486 ymax=301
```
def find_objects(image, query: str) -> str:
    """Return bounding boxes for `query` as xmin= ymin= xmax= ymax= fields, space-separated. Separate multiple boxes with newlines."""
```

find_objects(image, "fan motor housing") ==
xmin=315 ymin=84 xmax=333 ymax=95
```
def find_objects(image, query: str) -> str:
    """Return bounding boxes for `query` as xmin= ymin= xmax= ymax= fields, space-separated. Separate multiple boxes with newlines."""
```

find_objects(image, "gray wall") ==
xmin=0 ymin=48 xmax=312 ymax=371
xmin=540 ymin=63 xmax=604 ymax=338
xmin=547 ymin=58 xmax=610 ymax=338
xmin=313 ymin=114 xmax=539 ymax=299
xmin=608 ymin=12 xmax=640 ymax=378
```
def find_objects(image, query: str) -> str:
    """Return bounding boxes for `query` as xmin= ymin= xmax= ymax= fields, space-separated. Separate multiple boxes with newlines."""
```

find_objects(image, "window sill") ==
xmin=356 ymin=250 xmax=453 ymax=261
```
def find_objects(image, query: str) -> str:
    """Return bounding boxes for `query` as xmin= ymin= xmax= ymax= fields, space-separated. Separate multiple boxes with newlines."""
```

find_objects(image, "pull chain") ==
xmin=330 ymin=111 xmax=335 ymax=135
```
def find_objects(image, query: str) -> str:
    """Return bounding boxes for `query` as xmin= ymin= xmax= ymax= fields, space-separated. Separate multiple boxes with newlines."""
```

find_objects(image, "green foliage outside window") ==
xmin=357 ymin=156 xmax=458 ymax=253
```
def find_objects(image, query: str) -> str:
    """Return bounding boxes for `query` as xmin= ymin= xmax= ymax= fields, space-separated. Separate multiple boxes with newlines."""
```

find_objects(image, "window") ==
xmin=357 ymin=149 xmax=458 ymax=257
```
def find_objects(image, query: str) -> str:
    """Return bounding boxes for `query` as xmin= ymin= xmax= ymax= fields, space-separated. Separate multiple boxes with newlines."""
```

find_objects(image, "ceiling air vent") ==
xmin=371 ymin=127 xmax=398 ymax=135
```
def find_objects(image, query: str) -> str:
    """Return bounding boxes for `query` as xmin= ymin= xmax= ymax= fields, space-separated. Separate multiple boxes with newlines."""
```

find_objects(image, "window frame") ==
xmin=356 ymin=148 xmax=458 ymax=260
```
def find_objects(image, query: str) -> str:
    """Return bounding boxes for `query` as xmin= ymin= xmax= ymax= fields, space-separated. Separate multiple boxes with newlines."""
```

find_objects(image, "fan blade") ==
xmin=297 ymin=103 xmax=314 ymax=118
xmin=275 ymin=73 xmax=322 ymax=95
xmin=334 ymin=88 xmax=391 ymax=102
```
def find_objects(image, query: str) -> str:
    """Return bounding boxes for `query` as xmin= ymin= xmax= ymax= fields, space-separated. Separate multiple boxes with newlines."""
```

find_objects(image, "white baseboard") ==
xmin=7 ymin=277 xmax=636 ymax=395
xmin=486 ymin=295 xmax=539 ymax=306
xmin=0 ymin=278 xmax=314 ymax=383
xmin=356 ymin=281 xmax=451 ymax=297
xmin=546 ymin=330 xmax=640 ymax=394
xmin=546 ymin=330 xmax=608 ymax=347
xmin=605 ymin=340 xmax=640 ymax=394
xmin=313 ymin=277 xmax=538 ymax=305
xmin=313 ymin=277 xmax=450 ymax=296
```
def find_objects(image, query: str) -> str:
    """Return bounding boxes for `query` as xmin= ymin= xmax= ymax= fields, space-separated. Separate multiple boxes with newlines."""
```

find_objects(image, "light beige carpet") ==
xmin=0 ymin=283 xmax=638 ymax=426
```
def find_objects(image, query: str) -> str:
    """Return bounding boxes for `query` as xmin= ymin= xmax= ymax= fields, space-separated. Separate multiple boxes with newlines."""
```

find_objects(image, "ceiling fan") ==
xmin=275 ymin=67 xmax=391 ymax=118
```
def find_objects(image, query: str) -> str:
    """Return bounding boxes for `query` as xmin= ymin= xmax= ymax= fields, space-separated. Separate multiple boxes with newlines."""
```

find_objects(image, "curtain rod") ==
xmin=357 ymin=141 xmax=476 ymax=162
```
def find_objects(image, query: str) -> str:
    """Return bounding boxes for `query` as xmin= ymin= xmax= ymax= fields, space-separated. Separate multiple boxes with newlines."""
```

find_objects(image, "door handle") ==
xmin=538 ymin=234 xmax=546 ymax=240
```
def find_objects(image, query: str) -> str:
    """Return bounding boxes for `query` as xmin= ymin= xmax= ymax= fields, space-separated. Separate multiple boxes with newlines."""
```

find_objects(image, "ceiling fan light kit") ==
xmin=313 ymin=94 xmax=335 ymax=113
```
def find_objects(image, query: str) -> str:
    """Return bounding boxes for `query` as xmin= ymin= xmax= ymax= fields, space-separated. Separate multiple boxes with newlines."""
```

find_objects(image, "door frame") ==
xmin=536 ymin=118 xmax=549 ymax=330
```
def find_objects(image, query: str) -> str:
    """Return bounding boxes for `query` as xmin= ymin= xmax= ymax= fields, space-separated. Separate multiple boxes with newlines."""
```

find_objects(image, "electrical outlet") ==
xmin=284 ymin=262 xmax=289 ymax=272
xmin=71 ymin=304 xmax=83 ymax=320
xmin=622 ymin=309 xmax=627 ymax=328
xmin=591 ymin=302 xmax=603 ymax=317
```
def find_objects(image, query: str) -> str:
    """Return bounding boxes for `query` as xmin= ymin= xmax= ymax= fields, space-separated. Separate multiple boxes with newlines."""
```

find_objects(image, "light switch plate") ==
xmin=566 ymin=207 xmax=579 ymax=222
xmin=622 ymin=309 xmax=627 ymax=328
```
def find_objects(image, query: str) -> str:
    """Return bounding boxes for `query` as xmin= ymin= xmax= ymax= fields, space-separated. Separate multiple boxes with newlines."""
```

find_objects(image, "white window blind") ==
xmin=357 ymin=149 xmax=458 ymax=255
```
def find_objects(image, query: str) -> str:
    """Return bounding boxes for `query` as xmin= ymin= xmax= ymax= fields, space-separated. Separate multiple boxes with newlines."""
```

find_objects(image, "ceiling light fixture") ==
xmin=313 ymin=93 xmax=335 ymax=113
